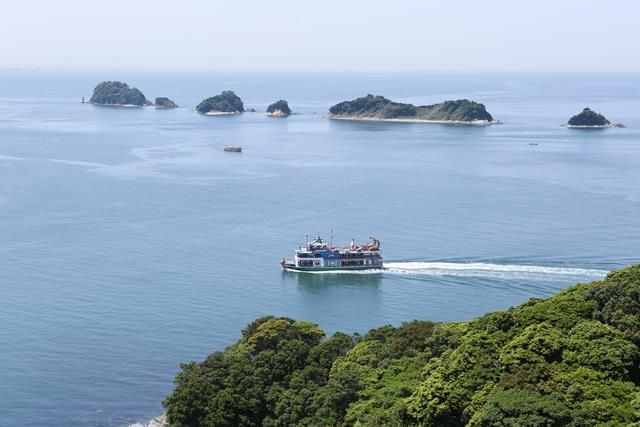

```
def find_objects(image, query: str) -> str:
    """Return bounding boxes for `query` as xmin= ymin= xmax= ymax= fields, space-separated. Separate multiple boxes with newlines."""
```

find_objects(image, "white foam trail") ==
xmin=0 ymin=154 xmax=26 ymax=161
xmin=383 ymin=261 xmax=608 ymax=279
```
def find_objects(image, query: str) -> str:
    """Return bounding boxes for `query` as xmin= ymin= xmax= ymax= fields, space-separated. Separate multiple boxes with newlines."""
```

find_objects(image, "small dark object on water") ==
xmin=224 ymin=145 xmax=242 ymax=153
xmin=529 ymin=142 xmax=539 ymax=146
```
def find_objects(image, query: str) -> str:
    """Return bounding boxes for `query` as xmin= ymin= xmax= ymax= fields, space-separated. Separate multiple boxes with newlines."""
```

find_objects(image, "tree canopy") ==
xmin=567 ymin=108 xmax=611 ymax=126
xmin=164 ymin=265 xmax=640 ymax=426
xmin=328 ymin=95 xmax=494 ymax=122
xmin=89 ymin=81 xmax=148 ymax=106
xmin=266 ymin=100 xmax=291 ymax=116
xmin=155 ymin=97 xmax=178 ymax=108
xmin=196 ymin=91 xmax=244 ymax=114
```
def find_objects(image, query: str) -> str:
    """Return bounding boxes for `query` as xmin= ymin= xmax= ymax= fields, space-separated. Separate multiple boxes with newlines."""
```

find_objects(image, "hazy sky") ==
xmin=0 ymin=0 xmax=637 ymax=72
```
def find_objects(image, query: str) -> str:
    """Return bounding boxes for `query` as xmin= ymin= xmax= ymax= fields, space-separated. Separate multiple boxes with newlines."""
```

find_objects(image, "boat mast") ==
xmin=330 ymin=229 xmax=333 ymax=248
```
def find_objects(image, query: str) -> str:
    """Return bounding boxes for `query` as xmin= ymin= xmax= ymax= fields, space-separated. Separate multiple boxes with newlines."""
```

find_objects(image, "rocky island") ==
xmin=266 ymin=99 xmax=291 ymax=117
xmin=154 ymin=97 xmax=178 ymax=109
xmin=567 ymin=107 xmax=623 ymax=128
xmin=328 ymin=94 xmax=495 ymax=124
xmin=89 ymin=81 xmax=149 ymax=106
xmin=196 ymin=91 xmax=244 ymax=115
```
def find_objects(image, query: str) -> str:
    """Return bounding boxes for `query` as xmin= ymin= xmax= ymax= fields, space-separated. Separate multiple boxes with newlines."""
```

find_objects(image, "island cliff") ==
xmin=196 ymin=91 xmax=244 ymax=115
xmin=266 ymin=99 xmax=291 ymax=117
xmin=163 ymin=265 xmax=640 ymax=426
xmin=328 ymin=95 xmax=494 ymax=124
xmin=567 ymin=107 xmax=617 ymax=128
xmin=89 ymin=81 xmax=149 ymax=106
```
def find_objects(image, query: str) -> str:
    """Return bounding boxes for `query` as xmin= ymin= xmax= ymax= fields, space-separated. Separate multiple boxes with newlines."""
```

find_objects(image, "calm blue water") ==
xmin=1 ymin=71 xmax=639 ymax=426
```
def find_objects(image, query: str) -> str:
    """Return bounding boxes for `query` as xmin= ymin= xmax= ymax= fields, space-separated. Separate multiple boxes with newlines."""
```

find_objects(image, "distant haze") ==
xmin=0 ymin=0 xmax=638 ymax=72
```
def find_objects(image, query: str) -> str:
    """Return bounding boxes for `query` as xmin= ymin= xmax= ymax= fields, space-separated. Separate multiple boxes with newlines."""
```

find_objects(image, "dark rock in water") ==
xmin=567 ymin=107 xmax=611 ymax=127
xmin=154 ymin=97 xmax=178 ymax=109
xmin=196 ymin=91 xmax=244 ymax=114
xmin=328 ymin=94 xmax=494 ymax=123
xmin=267 ymin=100 xmax=291 ymax=117
xmin=89 ymin=81 xmax=148 ymax=106
xmin=246 ymin=107 xmax=256 ymax=112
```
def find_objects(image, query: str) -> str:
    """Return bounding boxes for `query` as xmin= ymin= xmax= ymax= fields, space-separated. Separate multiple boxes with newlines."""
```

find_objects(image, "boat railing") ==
xmin=340 ymin=252 xmax=381 ymax=258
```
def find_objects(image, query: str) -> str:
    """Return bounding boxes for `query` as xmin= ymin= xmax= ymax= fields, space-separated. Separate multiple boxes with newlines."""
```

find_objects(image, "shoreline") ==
xmin=88 ymin=102 xmax=147 ymax=108
xmin=267 ymin=111 xmax=288 ymax=117
xmin=129 ymin=415 xmax=167 ymax=427
xmin=565 ymin=124 xmax=617 ymax=129
xmin=327 ymin=115 xmax=496 ymax=126
xmin=203 ymin=111 xmax=242 ymax=116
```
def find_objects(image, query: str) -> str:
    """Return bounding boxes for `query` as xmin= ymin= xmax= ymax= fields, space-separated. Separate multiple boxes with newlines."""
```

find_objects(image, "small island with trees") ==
xmin=196 ymin=91 xmax=244 ymax=115
xmin=266 ymin=99 xmax=291 ymax=117
xmin=89 ymin=81 xmax=150 ymax=106
xmin=328 ymin=94 xmax=495 ymax=124
xmin=154 ymin=97 xmax=178 ymax=109
xmin=567 ymin=107 xmax=624 ymax=128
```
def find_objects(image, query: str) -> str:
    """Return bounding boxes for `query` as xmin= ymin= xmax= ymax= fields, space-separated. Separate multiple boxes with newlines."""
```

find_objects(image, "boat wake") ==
xmin=308 ymin=261 xmax=608 ymax=280
xmin=382 ymin=261 xmax=609 ymax=280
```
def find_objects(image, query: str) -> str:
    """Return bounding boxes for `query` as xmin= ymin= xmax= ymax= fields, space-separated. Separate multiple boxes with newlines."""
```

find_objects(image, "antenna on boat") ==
xmin=330 ymin=229 xmax=333 ymax=248
xmin=305 ymin=233 xmax=308 ymax=248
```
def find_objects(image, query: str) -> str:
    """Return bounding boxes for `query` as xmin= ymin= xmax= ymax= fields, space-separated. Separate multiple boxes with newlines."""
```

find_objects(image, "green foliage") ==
xmin=563 ymin=320 xmax=637 ymax=379
xmin=196 ymin=91 xmax=244 ymax=114
xmin=587 ymin=266 xmax=640 ymax=348
xmin=328 ymin=94 xmax=494 ymax=122
xmin=499 ymin=322 xmax=564 ymax=370
xmin=89 ymin=81 xmax=148 ymax=106
xmin=468 ymin=388 xmax=571 ymax=426
xmin=568 ymin=107 xmax=611 ymax=126
xmin=164 ymin=265 xmax=640 ymax=426
xmin=266 ymin=99 xmax=291 ymax=115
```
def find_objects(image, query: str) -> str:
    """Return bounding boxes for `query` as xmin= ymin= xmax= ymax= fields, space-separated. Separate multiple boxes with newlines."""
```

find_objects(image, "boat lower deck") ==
xmin=282 ymin=264 xmax=384 ymax=272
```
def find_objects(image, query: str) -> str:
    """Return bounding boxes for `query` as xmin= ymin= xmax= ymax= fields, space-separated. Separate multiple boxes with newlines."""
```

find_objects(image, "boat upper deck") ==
xmin=294 ymin=236 xmax=382 ymax=259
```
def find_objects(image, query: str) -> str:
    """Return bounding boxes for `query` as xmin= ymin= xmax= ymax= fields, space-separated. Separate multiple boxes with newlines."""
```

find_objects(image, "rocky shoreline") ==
xmin=327 ymin=114 xmax=497 ymax=126
xmin=566 ymin=124 xmax=625 ymax=129
xmin=129 ymin=414 xmax=167 ymax=427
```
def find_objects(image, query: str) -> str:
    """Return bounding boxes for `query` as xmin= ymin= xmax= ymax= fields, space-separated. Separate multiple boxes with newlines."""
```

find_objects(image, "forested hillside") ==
xmin=164 ymin=265 xmax=640 ymax=426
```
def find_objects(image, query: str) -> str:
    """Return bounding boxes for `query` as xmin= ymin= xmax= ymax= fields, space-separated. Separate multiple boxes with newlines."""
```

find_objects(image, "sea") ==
xmin=1 ymin=70 xmax=639 ymax=426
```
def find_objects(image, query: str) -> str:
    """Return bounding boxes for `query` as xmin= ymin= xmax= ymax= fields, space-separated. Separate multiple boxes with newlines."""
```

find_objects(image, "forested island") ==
xmin=328 ymin=95 xmax=495 ymax=124
xmin=90 ymin=81 xmax=150 ymax=106
xmin=155 ymin=97 xmax=178 ymax=109
xmin=196 ymin=91 xmax=245 ymax=115
xmin=163 ymin=265 xmax=640 ymax=426
xmin=266 ymin=100 xmax=291 ymax=117
xmin=567 ymin=107 xmax=623 ymax=128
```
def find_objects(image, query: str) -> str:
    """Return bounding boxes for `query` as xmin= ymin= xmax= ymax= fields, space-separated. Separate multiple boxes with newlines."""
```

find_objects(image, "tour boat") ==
xmin=281 ymin=234 xmax=383 ymax=272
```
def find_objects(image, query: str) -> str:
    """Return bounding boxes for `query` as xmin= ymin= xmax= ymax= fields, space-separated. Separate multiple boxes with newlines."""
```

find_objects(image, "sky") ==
xmin=0 ymin=0 xmax=637 ymax=72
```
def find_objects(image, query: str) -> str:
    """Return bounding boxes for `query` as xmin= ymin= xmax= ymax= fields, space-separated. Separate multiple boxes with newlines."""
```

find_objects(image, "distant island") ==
xmin=89 ymin=81 xmax=149 ymax=106
xmin=567 ymin=107 xmax=624 ymax=128
xmin=196 ymin=91 xmax=244 ymax=115
xmin=154 ymin=97 xmax=178 ymax=109
xmin=162 ymin=265 xmax=640 ymax=426
xmin=266 ymin=99 xmax=291 ymax=117
xmin=328 ymin=94 xmax=495 ymax=124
